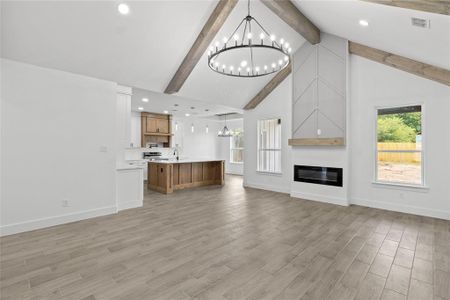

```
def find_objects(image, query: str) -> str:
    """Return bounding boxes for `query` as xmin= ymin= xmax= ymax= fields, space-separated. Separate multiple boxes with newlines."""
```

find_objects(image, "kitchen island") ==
xmin=147 ymin=159 xmax=225 ymax=194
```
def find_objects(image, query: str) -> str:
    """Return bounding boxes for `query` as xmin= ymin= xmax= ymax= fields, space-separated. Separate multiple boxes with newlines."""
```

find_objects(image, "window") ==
xmin=230 ymin=128 xmax=244 ymax=163
xmin=257 ymin=118 xmax=282 ymax=173
xmin=376 ymin=105 xmax=423 ymax=186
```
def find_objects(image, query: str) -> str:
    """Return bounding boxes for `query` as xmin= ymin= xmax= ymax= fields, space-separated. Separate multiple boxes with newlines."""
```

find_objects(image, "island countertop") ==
xmin=147 ymin=158 xmax=224 ymax=164
xmin=147 ymin=159 xmax=224 ymax=193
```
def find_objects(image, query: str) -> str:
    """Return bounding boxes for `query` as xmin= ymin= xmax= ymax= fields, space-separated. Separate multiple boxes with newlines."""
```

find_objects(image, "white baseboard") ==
xmin=290 ymin=191 xmax=349 ymax=206
xmin=351 ymin=197 xmax=450 ymax=220
xmin=226 ymin=172 xmax=244 ymax=176
xmin=0 ymin=206 xmax=117 ymax=236
xmin=243 ymin=182 xmax=290 ymax=194
xmin=117 ymin=201 xmax=143 ymax=211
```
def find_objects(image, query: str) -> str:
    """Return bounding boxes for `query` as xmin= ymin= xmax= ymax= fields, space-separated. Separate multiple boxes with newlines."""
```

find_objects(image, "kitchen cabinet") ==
xmin=144 ymin=114 xmax=170 ymax=134
xmin=147 ymin=160 xmax=225 ymax=194
xmin=141 ymin=112 xmax=172 ymax=147
xmin=156 ymin=119 xmax=169 ymax=133
xmin=146 ymin=117 xmax=158 ymax=133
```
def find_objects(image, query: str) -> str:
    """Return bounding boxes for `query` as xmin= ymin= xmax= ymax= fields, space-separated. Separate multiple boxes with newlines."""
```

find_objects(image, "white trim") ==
xmin=226 ymin=171 xmax=243 ymax=176
xmin=374 ymin=103 xmax=425 ymax=186
xmin=117 ymin=201 xmax=143 ymax=211
xmin=256 ymin=171 xmax=283 ymax=176
xmin=290 ymin=191 xmax=349 ymax=206
xmin=351 ymin=197 xmax=450 ymax=220
xmin=372 ymin=181 xmax=429 ymax=191
xmin=0 ymin=206 xmax=117 ymax=236
xmin=244 ymin=182 xmax=290 ymax=194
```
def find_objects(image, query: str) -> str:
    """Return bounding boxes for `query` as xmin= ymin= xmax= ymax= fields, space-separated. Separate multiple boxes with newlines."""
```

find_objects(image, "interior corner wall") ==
xmin=1 ymin=59 xmax=118 ymax=236
xmin=243 ymin=76 xmax=292 ymax=194
xmin=349 ymin=55 xmax=450 ymax=220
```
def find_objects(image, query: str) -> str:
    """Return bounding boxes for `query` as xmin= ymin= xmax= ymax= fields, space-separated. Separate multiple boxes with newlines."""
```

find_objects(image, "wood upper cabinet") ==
xmin=143 ymin=114 xmax=170 ymax=134
xmin=156 ymin=119 xmax=169 ymax=134
xmin=141 ymin=112 xmax=172 ymax=147
xmin=146 ymin=117 xmax=158 ymax=133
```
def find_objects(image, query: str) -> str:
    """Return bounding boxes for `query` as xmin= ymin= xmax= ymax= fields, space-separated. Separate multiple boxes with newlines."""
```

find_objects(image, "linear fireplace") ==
xmin=294 ymin=165 xmax=343 ymax=187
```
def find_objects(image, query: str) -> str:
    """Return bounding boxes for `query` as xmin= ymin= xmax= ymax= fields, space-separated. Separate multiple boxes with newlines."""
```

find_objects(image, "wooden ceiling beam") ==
xmin=361 ymin=0 xmax=450 ymax=15
xmin=349 ymin=41 xmax=450 ymax=86
xmin=260 ymin=0 xmax=320 ymax=44
xmin=164 ymin=0 xmax=238 ymax=94
xmin=244 ymin=63 xmax=292 ymax=110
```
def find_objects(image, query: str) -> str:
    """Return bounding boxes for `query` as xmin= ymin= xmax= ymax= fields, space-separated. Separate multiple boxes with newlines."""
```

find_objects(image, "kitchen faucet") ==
xmin=173 ymin=147 xmax=179 ymax=161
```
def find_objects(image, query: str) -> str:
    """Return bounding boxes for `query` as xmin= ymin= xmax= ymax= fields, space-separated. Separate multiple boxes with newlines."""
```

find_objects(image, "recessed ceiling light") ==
xmin=142 ymin=98 xmax=149 ymax=103
xmin=185 ymin=113 xmax=190 ymax=117
xmin=137 ymin=107 xmax=144 ymax=111
xmin=190 ymin=107 xmax=195 ymax=109
xmin=359 ymin=20 xmax=369 ymax=27
xmin=174 ymin=104 xmax=179 ymax=107
xmin=163 ymin=110 xmax=169 ymax=114
xmin=118 ymin=3 xmax=130 ymax=15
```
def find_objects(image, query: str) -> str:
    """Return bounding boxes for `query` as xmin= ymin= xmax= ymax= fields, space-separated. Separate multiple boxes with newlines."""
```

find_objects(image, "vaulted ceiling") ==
xmin=2 ymin=0 xmax=449 ymax=109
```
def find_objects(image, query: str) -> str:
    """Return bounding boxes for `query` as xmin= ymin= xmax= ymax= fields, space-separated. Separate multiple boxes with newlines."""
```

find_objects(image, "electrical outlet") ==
xmin=62 ymin=199 xmax=69 ymax=207
xmin=99 ymin=146 xmax=108 ymax=153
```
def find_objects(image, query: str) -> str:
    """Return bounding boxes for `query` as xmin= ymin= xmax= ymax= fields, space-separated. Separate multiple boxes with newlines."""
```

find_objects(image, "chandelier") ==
xmin=207 ymin=0 xmax=291 ymax=78
xmin=218 ymin=114 xmax=233 ymax=137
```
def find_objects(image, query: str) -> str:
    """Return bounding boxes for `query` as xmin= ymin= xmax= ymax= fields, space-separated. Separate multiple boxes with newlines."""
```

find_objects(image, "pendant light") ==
xmin=218 ymin=114 xmax=233 ymax=137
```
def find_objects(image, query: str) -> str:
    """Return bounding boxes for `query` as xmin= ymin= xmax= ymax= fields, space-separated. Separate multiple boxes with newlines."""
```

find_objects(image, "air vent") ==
xmin=411 ymin=17 xmax=430 ymax=28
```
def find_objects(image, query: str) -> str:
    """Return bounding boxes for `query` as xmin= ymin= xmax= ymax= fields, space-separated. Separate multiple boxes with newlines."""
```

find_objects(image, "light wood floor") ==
xmin=1 ymin=175 xmax=449 ymax=300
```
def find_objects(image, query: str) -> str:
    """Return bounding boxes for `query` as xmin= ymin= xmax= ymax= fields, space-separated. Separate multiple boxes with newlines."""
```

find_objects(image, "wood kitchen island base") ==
xmin=147 ymin=160 xmax=224 ymax=194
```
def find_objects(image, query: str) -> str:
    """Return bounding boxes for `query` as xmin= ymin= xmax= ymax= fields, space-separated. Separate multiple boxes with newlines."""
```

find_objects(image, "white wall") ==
xmin=242 ymin=46 xmax=450 ymax=220
xmin=243 ymin=76 xmax=292 ymax=194
xmin=173 ymin=116 xmax=220 ymax=159
xmin=217 ymin=118 xmax=244 ymax=176
xmin=1 ymin=59 xmax=118 ymax=235
xmin=349 ymin=55 xmax=450 ymax=219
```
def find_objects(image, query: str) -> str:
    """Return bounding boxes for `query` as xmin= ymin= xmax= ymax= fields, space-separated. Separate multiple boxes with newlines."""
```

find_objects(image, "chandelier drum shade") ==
xmin=207 ymin=0 xmax=291 ymax=78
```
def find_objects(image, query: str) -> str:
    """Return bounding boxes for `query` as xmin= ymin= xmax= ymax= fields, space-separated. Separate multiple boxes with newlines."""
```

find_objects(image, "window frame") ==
xmin=373 ymin=103 xmax=426 ymax=188
xmin=230 ymin=129 xmax=244 ymax=164
xmin=257 ymin=118 xmax=282 ymax=175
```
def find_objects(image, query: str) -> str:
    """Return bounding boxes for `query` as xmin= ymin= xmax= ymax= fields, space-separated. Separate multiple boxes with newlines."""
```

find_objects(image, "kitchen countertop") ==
xmin=147 ymin=158 xmax=224 ymax=164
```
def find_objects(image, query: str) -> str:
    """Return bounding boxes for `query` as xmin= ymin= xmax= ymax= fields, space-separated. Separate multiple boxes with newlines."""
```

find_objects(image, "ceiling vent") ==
xmin=411 ymin=17 xmax=430 ymax=28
